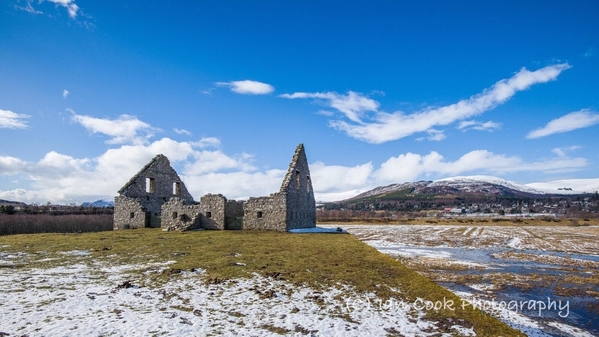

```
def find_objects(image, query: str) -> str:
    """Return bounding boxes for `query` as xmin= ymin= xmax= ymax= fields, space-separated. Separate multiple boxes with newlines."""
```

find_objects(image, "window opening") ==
xmin=206 ymin=211 xmax=212 ymax=218
xmin=146 ymin=177 xmax=155 ymax=193
xmin=257 ymin=211 xmax=263 ymax=218
xmin=130 ymin=212 xmax=135 ymax=219
xmin=172 ymin=212 xmax=178 ymax=219
xmin=295 ymin=170 xmax=301 ymax=188
xmin=173 ymin=182 xmax=181 ymax=195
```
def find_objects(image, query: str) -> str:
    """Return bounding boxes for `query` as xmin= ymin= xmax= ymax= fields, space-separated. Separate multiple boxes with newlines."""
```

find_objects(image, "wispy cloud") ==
xmin=47 ymin=0 xmax=79 ymax=18
xmin=281 ymin=64 xmax=570 ymax=144
xmin=526 ymin=109 xmax=599 ymax=139
xmin=458 ymin=120 xmax=501 ymax=132
xmin=15 ymin=0 xmax=42 ymax=14
xmin=583 ymin=47 xmax=596 ymax=59
xmin=174 ymin=128 xmax=192 ymax=136
xmin=190 ymin=137 xmax=221 ymax=149
xmin=552 ymin=145 xmax=582 ymax=157
xmin=69 ymin=109 xmax=157 ymax=145
xmin=16 ymin=0 xmax=94 ymax=28
xmin=62 ymin=89 xmax=69 ymax=98
xmin=216 ymin=80 xmax=274 ymax=95
xmin=280 ymin=91 xmax=379 ymax=123
xmin=0 ymin=109 xmax=31 ymax=129
xmin=416 ymin=129 xmax=446 ymax=142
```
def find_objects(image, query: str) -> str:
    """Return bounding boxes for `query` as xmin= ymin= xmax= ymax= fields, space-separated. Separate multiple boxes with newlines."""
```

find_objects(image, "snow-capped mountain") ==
xmin=349 ymin=181 xmax=432 ymax=200
xmin=80 ymin=199 xmax=115 ymax=207
xmin=345 ymin=176 xmax=598 ymax=201
xmin=429 ymin=175 xmax=545 ymax=195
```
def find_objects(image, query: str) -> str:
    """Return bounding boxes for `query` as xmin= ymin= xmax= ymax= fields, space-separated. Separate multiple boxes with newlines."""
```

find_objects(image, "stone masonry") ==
xmin=113 ymin=154 xmax=194 ymax=230
xmin=161 ymin=197 xmax=202 ymax=231
xmin=243 ymin=144 xmax=316 ymax=231
xmin=113 ymin=144 xmax=316 ymax=231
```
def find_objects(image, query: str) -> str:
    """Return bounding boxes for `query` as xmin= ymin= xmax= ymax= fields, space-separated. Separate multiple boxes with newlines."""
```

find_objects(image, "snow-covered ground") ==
xmin=328 ymin=224 xmax=599 ymax=337
xmin=0 ymin=250 xmax=473 ymax=336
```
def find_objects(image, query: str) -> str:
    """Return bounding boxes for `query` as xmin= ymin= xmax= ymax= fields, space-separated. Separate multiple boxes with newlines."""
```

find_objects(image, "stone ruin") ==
xmin=113 ymin=144 xmax=316 ymax=232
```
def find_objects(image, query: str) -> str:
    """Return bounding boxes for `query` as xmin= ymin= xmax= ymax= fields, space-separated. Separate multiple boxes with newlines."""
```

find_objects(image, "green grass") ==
xmin=0 ymin=229 xmax=523 ymax=336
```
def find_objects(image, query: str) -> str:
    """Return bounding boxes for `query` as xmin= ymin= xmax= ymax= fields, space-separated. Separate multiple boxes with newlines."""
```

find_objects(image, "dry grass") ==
xmin=0 ymin=228 xmax=522 ymax=336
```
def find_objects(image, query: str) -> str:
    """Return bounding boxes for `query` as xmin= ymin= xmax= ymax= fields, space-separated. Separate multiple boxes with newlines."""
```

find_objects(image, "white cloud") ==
xmin=0 ymin=156 xmax=27 ymax=175
xmin=526 ymin=109 xmax=599 ymax=139
xmin=15 ymin=0 xmax=42 ymax=14
xmin=458 ymin=120 xmax=501 ymax=132
xmin=282 ymin=64 xmax=570 ymax=144
xmin=416 ymin=130 xmax=446 ymax=142
xmin=182 ymin=170 xmax=285 ymax=200
xmin=280 ymin=91 xmax=379 ymax=123
xmin=69 ymin=109 xmax=157 ymax=145
xmin=216 ymin=80 xmax=274 ymax=95
xmin=63 ymin=89 xmax=69 ymax=98
xmin=375 ymin=150 xmax=587 ymax=185
xmin=16 ymin=0 xmax=92 ymax=27
xmin=310 ymin=161 xmax=374 ymax=193
xmin=174 ymin=128 xmax=192 ymax=136
xmin=0 ymin=109 xmax=31 ymax=129
xmin=183 ymin=150 xmax=255 ymax=175
xmin=552 ymin=145 xmax=582 ymax=157
xmin=190 ymin=137 xmax=221 ymax=149
xmin=0 ymin=139 xmax=589 ymax=204
xmin=47 ymin=0 xmax=79 ymax=18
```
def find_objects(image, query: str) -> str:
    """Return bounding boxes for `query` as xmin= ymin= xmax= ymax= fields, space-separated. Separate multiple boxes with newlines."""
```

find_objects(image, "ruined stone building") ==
xmin=113 ymin=144 xmax=316 ymax=232
xmin=113 ymin=154 xmax=194 ymax=229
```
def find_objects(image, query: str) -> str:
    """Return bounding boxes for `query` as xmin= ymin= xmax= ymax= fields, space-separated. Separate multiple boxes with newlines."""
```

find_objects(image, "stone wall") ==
xmin=279 ymin=144 xmax=316 ymax=230
xmin=114 ymin=154 xmax=195 ymax=230
xmin=161 ymin=197 xmax=201 ymax=231
xmin=226 ymin=200 xmax=245 ymax=218
xmin=199 ymin=194 xmax=227 ymax=230
xmin=113 ymin=196 xmax=146 ymax=229
xmin=243 ymin=193 xmax=287 ymax=231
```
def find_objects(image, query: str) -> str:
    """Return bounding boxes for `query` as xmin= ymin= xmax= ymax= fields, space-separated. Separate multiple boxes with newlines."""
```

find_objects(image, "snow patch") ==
xmin=0 ymin=260 xmax=465 ymax=336
xmin=507 ymin=238 xmax=523 ymax=249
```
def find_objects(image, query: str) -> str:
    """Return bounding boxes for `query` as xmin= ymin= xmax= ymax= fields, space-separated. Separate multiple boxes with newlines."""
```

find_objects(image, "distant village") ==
xmin=319 ymin=193 xmax=599 ymax=220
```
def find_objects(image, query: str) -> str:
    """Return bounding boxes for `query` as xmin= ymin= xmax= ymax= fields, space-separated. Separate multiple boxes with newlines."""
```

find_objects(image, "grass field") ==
xmin=0 ymin=228 xmax=523 ymax=336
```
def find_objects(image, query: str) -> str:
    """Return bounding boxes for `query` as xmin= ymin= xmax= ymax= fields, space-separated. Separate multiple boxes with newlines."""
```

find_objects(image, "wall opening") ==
xmin=257 ymin=211 xmax=263 ymax=218
xmin=306 ymin=175 xmax=311 ymax=191
xmin=173 ymin=182 xmax=181 ymax=195
xmin=206 ymin=211 xmax=212 ymax=218
xmin=146 ymin=177 xmax=155 ymax=193
xmin=295 ymin=170 xmax=300 ymax=188
xmin=129 ymin=212 xmax=135 ymax=219
xmin=172 ymin=212 xmax=178 ymax=219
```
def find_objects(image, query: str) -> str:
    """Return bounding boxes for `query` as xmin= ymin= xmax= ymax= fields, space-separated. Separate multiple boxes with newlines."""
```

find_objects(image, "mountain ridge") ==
xmin=343 ymin=176 xmax=599 ymax=202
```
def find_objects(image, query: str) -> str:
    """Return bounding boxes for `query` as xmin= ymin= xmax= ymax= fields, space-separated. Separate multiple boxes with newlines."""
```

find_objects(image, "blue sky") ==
xmin=1 ymin=0 xmax=598 ymax=204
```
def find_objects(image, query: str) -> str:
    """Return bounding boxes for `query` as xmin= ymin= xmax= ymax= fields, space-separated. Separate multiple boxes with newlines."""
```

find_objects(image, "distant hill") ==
xmin=0 ymin=199 xmax=27 ymax=207
xmin=343 ymin=175 xmax=599 ymax=202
